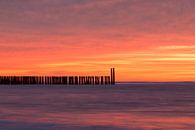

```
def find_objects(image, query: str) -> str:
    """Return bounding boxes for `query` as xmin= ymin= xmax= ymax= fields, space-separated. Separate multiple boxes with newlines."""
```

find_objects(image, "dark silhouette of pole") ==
xmin=113 ymin=68 xmax=115 ymax=85
xmin=0 ymin=68 xmax=115 ymax=85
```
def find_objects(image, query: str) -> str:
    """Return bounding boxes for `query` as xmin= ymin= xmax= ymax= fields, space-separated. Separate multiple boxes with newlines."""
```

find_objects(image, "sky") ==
xmin=0 ymin=0 xmax=195 ymax=81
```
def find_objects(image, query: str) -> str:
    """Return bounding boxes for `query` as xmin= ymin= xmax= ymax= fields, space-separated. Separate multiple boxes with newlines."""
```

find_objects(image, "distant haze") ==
xmin=0 ymin=0 xmax=195 ymax=81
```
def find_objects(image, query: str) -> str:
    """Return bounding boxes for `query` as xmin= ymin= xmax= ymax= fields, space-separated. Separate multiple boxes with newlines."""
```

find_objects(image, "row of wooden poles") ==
xmin=0 ymin=68 xmax=115 ymax=85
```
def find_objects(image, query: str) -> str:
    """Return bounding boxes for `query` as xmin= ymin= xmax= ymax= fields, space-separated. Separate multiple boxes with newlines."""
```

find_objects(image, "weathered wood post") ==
xmin=101 ymin=76 xmax=104 ymax=85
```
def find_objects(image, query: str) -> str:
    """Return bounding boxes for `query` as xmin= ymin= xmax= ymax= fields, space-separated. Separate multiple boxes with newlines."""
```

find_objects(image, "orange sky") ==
xmin=0 ymin=0 xmax=195 ymax=81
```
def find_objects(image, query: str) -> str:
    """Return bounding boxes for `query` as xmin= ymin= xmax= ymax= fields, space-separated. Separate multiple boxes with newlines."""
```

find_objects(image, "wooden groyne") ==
xmin=0 ymin=68 xmax=115 ymax=85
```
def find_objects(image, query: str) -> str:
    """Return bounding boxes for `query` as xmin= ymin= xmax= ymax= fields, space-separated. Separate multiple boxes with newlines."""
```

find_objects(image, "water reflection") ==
xmin=0 ymin=83 xmax=195 ymax=130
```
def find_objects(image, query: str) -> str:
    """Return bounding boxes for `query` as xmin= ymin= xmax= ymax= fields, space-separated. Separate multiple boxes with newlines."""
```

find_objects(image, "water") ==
xmin=0 ymin=83 xmax=195 ymax=130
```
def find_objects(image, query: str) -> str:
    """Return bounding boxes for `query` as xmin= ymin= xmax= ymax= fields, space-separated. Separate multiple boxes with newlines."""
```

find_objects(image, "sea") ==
xmin=0 ymin=82 xmax=195 ymax=130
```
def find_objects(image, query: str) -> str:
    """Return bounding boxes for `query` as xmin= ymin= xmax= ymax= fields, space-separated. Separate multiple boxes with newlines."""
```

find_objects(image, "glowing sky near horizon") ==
xmin=0 ymin=0 xmax=195 ymax=81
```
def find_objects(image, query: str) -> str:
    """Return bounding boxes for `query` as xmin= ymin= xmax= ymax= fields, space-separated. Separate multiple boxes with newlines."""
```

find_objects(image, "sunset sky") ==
xmin=0 ymin=0 xmax=195 ymax=81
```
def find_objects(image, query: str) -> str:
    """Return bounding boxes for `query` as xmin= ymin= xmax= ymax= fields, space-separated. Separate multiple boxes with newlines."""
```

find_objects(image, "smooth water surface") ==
xmin=0 ymin=83 xmax=195 ymax=130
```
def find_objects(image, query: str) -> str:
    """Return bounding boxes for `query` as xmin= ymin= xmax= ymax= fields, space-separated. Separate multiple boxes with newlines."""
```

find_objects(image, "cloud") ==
xmin=0 ymin=120 xmax=128 ymax=130
xmin=157 ymin=45 xmax=195 ymax=50
xmin=1 ymin=0 xmax=194 ymax=33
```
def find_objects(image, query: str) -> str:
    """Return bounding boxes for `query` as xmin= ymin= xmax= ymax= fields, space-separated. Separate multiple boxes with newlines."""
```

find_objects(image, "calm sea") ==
xmin=0 ymin=83 xmax=195 ymax=130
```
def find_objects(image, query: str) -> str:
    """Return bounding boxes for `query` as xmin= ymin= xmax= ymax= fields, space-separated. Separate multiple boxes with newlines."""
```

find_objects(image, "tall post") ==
xmin=113 ymin=68 xmax=115 ymax=85
xmin=111 ymin=68 xmax=113 ymax=84
xmin=111 ymin=68 xmax=115 ymax=85
xmin=110 ymin=68 xmax=113 ymax=84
